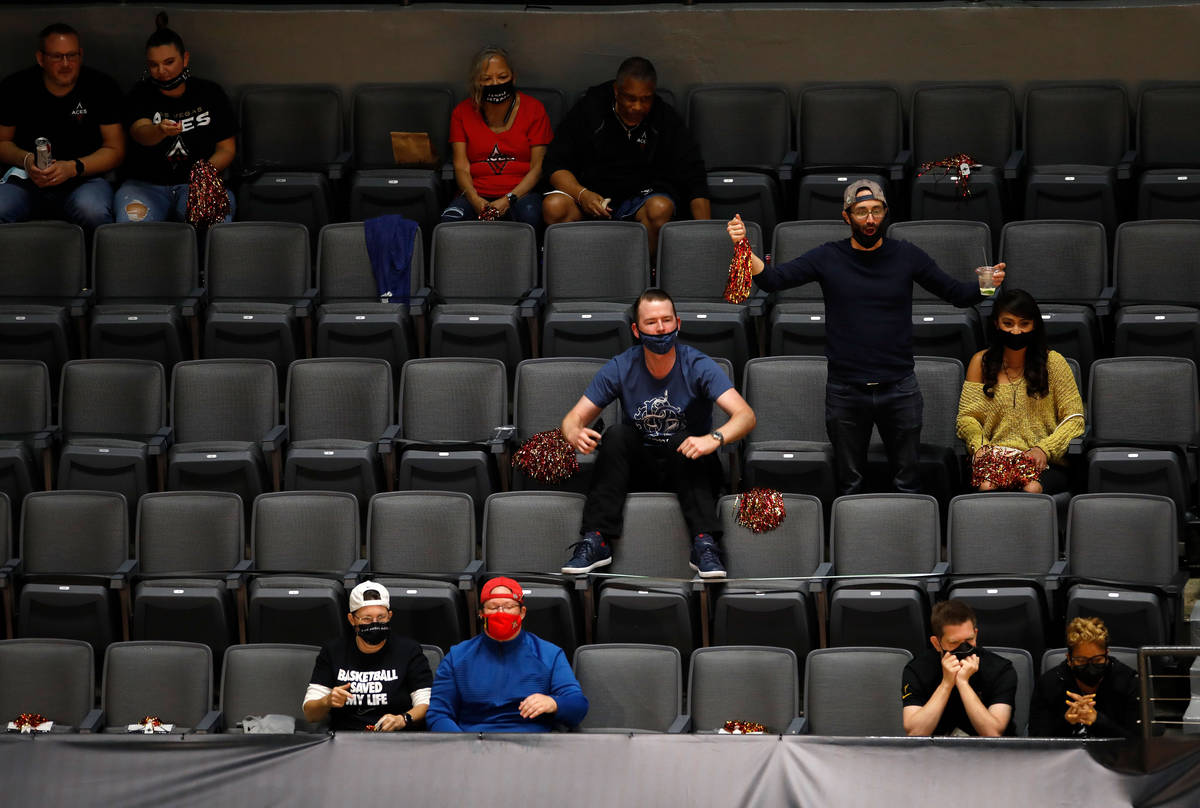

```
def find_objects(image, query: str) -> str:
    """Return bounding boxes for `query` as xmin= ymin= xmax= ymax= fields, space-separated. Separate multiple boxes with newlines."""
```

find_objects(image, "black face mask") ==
xmin=1073 ymin=661 xmax=1109 ymax=687
xmin=999 ymin=329 xmax=1034 ymax=351
xmin=943 ymin=642 xmax=977 ymax=661
xmin=482 ymin=80 xmax=514 ymax=105
xmin=148 ymin=66 xmax=190 ymax=92
xmin=356 ymin=622 xmax=390 ymax=646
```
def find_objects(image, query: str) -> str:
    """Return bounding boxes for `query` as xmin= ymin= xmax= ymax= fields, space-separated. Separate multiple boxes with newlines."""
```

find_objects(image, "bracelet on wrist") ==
xmin=575 ymin=187 xmax=587 ymax=204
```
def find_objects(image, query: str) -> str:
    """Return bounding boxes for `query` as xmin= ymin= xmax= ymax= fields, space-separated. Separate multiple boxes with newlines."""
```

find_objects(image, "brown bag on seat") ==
xmin=389 ymin=132 xmax=438 ymax=167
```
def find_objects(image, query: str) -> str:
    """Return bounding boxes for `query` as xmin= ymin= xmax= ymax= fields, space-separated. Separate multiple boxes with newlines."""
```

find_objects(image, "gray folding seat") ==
xmin=910 ymin=83 xmax=1019 ymax=238
xmin=16 ymin=491 xmax=134 ymax=656
xmin=219 ymin=643 xmax=323 ymax=733
xmin=573 ymin=643 xmax=686 ymax=733
xmin=827 ymin=494 xmax=946 ymax=657
xmin=0 ymin=638 xmax=94 ymax=731
xmin=482 ymin=491 xmax=586 ymax=655
xmin=765 ymin=220 xmax=850 ymax=357
xmin=1064 ymin=494 xmax=1186 ymax=648
xmin=57 ymin=359 xmax=169 ymax=510
xmin=1133 ymin=83 xmax=1200 ymax=220
xmin=315 ymin=222 xmax=421 ymax=369
xmin=0 ymin=221 xmax=88 ymax=385
xmin=801 ymin=647 xmax=911 ymax=736
xmin=348 ymin=83 xmax=455 ymax=233
xmin=0 ymin=360 xmax=53 ymax=512
xmin=88 ymin=222 xmax=201 ymax=371
xmin=656 ymin=219 xmax=763 ymax=384
xmin=687 ymin=646 xmax=803 ymax=734
xmin=395 ymin=358 xmax=508 ymax=523
xmin=522 ymin=86 xmax=566 ymax=130
xmin=885 ymin=220 xmax=989 ymax=365
xmin=998 ymin=220 xmax=1110 ymax=381
xmin=686 ymin=84 xmax=795 ymax=241
xmin=1041 ymin=646 xmax=1139 ymax=675
xmin=511 ymin=357 xmax=613 ymax=494
xmin=795 ymin=84 xmax=906 ymax=221
xmin=991 ymin=646 xmax=1035 ymax=737
xmin=97 ymin=640 xmax=213 ymax=733
xmin=132 ymin=492 xmax=247 ymax=664
xmin=1021 ymin=83 xmax=1132 ymax=234
xmin=945 ymin=493 xmax=1062 ymax=663
xmin=167 ymin=359 xmax=283 ymax=508
xmin=247 ymin=491 xmax=363 ymax=646
xmin=283 ymin=358 xmax=395 ymax=508
xmin=541 ymin=221 xmax=650 ymax=359
xmin=423 ymin=221 xmax=542 ymax=380
xmin=594 ymin=493 xmax=699 ymax=662
xmin=238 ymin=85 xmax=347 ymax=238
xmin=202 ymin=222 xmax=316 ymax=390
xmin=422 ymin=643 xmax=443 ymax=673
xmin=711 ymin=494 xmax=826 ymax=680
xmin=1085 ymin=357 xmax=1199 ymax=519
xmin=0 ymin=492 xmax=10 ymax=635
xmin=365 ymin=491 xmax=480 ymax=654
xmin=1112 ymin=220 xmax=1200 ymax=367
xmin=740 ymin=356 xmax=836 ymax=506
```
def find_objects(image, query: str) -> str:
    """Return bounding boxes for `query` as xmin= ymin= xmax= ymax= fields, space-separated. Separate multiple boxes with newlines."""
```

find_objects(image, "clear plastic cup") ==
xmin=976 ymin=266 xmax=996 ymax=296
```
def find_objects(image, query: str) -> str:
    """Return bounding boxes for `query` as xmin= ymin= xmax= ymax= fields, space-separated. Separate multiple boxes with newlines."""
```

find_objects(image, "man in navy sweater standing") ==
xmin=727 ymin=179 xmax=1005 ymax=495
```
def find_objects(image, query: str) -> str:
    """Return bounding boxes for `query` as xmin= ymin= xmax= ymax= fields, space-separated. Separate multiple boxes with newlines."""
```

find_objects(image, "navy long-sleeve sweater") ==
xmin=755 ymin=238 xmax=983 ymax=383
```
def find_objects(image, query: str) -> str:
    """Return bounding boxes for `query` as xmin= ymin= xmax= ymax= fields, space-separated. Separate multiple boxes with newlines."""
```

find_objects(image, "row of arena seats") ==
xmin=0 ymin=637 xmax=1159 ymax=737
xmin=2 ymin=348 xmax=1196 ymax=532
xmin=4 ymin=215 xmax=1200 ymax=388
xmin=0 ymin=488 xmax=1185 ymax=673
xmin=225 ymin=82 xmax=1200 ymax=241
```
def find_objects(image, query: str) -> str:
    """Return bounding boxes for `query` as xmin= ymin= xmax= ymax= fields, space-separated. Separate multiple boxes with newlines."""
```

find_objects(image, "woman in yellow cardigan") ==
xmin=957 ymin=288 xmax=1085 ymax=493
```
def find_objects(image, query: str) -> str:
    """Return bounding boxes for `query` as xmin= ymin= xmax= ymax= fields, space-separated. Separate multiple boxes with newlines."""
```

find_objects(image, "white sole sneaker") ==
xmin=689 ymin=562 xmax=727 ymax=579
xmin=561 ymin=555 xmax=612 ymax=575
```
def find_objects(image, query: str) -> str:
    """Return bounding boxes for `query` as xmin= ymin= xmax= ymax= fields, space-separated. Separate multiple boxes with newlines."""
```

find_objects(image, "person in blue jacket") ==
xmin=427 ymin=576 xmax=588 ymax=732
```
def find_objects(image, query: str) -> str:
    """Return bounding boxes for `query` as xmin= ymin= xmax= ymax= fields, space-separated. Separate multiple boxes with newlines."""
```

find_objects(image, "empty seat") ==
xmin=687 ymin=646 xmax=803 ymax=734
xmin=1112 ymin=220 xmax=1200 ymax=367
xmin=0 ymin=360 xmax=53 ymax=511
xmin=0 ymin=221 xmax=87 ymax=384
xmin=314 ymin=221 xmax=421 ymax=369
xmin=802 ymin=647 xmax=911 ymax=736
xmin=202 ymin=222 xmax=316 ymax=389
xmin=1133 ymin=83 xmax=1200 ymax=220
xmin=219 ymin=643 xmax=322 ymax=733
xmin=0 ymin=638 xmax=94 ymax=731
xmin=247 ymin=491 xmax=362 ymax=646
xmin=991 ymin=646 xmax=1036 ymax=737
xmin=541 ymin=221 xmax=651 ymax=359
xmin=765 ymin=220 xmax=850 ymax=357
xmin=573 ymin=643 xmax=684 ymax=732
xmin=88 ymin=222 xmax=201 ymax=371
xmin=98 ymin=640 xmax=212 ymax=733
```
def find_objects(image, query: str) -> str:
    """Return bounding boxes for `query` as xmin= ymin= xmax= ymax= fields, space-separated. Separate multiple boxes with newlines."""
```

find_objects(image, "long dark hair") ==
xmin=146 ymin=11 xmax=185 ymax=53
xmin=981 ymin=288 xmax=1050 ymax=399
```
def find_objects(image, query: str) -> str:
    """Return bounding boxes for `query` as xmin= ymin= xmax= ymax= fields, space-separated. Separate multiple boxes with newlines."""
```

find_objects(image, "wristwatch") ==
xmin=710 ymin=430 xmax=725 ymax=447
xmin=505 ymin=192 xmax=518 ymax=205
xmin=74 ymin=158 xmax=85 ymax=177
xmin=401 ymin=712 xmax=413 ymax=727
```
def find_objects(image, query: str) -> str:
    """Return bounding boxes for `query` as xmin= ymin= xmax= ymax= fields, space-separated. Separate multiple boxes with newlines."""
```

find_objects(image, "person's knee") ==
xmin=602 ymin=423 xmax=640 ymax=445
xmin=639 ymin=196 xmax=675 ymax=226
xmin=542 ymin=193 xmax=578 ymax=223
xmin=1022 ymin=480 xmax=1043 ymax=494
xmin=977 ymin=481 xmax=997 ymax=491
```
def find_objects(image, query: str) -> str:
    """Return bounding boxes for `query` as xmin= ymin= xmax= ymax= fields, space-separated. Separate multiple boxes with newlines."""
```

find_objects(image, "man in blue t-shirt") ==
xmin=727 ymin=179 xmax=1006 ymax=496
xmin=559 ymin=288 xmax=757 ymax=578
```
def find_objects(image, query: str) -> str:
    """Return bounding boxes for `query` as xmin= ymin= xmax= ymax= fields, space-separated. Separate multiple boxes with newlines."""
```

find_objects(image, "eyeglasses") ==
xmin=1067 ymin=654 xmax=1109 ymax=667
xmin=354 ymin=616 xmax=390 ymax=626
xmin=481 ymin=601 xmax=522 ymax=614
xmin=42 ymin=51 xmax=81 ymax=64
xmin=848 ymin=205 xmax=886 ymax=221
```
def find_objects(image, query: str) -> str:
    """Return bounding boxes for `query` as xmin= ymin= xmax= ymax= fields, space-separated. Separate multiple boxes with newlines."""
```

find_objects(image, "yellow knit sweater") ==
xmin=956 ymin=350 xmax=1085 ymax=465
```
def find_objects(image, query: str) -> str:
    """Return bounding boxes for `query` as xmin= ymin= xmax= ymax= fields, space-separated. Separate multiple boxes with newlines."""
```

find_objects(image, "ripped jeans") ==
xmin=114 ymin=179 xmax=235 ymax=223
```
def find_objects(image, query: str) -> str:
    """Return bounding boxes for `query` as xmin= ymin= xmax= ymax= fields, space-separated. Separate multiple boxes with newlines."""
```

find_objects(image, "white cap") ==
xmin=348 ymin=581 xmax=391 ymax=613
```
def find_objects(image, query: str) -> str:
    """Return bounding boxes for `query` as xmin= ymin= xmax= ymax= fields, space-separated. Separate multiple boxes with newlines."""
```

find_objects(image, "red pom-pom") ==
xmin=478 ymin=205 xmax=501 ymax=221
xmin=186 ymin=159 xmax=230 ymax=228
xmin=735 ymin=488 xmax=786 ymax=533
xmin=14 ymin=713 xmax=47 ymax=731
xmin=724 ymin=238 xmax=754 ymax=303
xmin=722 ymin=719 xmax=766 ymax=734
xmin=970 ymin=446 xmax=1041 ymax=490
xmin=512 ymin=429 xmax=579 ymax=484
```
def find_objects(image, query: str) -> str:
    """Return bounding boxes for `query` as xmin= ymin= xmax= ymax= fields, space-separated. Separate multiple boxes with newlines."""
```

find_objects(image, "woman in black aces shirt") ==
xmin=115 ymin=14 xmax=236 ymax=224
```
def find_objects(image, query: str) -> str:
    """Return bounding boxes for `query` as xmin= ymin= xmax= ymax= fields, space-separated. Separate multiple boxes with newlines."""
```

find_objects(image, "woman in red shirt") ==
xmin=440 ymin=47 xmax=552 ymax=229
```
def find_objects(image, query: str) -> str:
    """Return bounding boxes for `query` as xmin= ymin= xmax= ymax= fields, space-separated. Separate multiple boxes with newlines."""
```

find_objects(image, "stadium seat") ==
xmin=219 ymin=643 xmax=323 ymax=733
xmin=686 ymin=646 xmax=803 ymax=734
xmin=0 ymin=360 xmax=53 ymax=511
xmin=97 ymin=641 xmax=213 ymax=733
xmin=991 ymin=646 xmax=1035 ymax=737
xmin=572 ymin=643 xmax=686 ymax=733
xmin=801 ymin=647 xmax=911 ymax=736
xmin=1133 ymin=83 xmax=1200 ymax=220
xmin=0 ymin=638 xmax=94 ymax=731
xmin=1112 ymin=220 xmax=1200 ymax=368
xmin=765 ymin=220 xmax=850 ymax=357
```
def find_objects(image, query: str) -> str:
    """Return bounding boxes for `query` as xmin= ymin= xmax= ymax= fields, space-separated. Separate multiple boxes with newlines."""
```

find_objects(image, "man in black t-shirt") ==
xmin=0 ymin=23 xmax=124 ymax=234
xmin=901 ymin=600 xmax=1017 ymax=737
xmin=302 ymin=581 xmax=433 ymax=732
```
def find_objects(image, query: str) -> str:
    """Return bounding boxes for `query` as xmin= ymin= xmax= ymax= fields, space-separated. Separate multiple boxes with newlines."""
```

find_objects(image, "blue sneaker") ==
xmin=562 ymin=531 xmax=612 ymax=574
xmin=689 ymin=534 xmax=726 ymax=579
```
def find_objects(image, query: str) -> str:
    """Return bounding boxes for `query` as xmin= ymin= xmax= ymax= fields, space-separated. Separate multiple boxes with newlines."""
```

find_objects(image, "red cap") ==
xmin=480 ymin=576 xmax=524 ymax=604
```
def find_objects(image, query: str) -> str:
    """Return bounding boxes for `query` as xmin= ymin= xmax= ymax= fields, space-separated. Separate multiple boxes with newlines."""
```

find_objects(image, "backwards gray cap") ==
xmin=843 ymin=178 xmax=888 ymax=210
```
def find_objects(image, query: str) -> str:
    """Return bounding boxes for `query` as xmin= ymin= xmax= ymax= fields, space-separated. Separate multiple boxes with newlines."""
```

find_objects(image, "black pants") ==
xmin=582 ymin=423 xmax=721 ymax=539
xmin=825 ymin=373 xmax=923 ymax=495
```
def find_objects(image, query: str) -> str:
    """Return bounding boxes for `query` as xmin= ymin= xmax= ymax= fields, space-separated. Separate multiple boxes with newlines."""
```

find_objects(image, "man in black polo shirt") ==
xmin=0 ymin=23 xmax=124 ymax=236
xmin=901 ymin=599 xmax=1016 ymax=737
xmin=727 ymin=180 xmax=1006 ymax=495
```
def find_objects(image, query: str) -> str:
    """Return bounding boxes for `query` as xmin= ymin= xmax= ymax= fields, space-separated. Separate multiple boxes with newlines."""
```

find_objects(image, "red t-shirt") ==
xmin=449 ymin=92 xmax=553 ymax=198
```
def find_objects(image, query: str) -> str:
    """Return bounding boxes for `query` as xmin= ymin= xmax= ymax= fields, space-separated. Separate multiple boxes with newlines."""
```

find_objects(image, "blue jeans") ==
xmin=825 ymin=373 xmax=924 ymax=495
xmin=0 ymin=176 xmax=114 ymax=234
xmin=114 ymin=179 xmax=235 ymax=223
xmin=441 ymin=192 xmax=542 ymax=229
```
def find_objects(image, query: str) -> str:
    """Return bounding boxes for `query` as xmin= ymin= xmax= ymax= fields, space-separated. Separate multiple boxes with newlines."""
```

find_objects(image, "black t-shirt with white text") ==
xmin=308 ymin=632 xmax=433 ymax=731
xmin=123 ymin=77 xmax=236 ymax=185
xmin=0 ymin=65 xmax=122 ymax=161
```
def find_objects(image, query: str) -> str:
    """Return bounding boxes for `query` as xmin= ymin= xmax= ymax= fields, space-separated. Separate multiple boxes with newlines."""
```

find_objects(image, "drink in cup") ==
xmin=976 ymin=265 xmax=996 ymax=296
xmin=34 ymin=137 xmax=52 ymax=169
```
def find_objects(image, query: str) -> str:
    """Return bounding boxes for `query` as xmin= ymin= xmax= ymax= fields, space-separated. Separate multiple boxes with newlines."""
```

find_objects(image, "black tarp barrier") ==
xmin=3 ymin=733 xmax=1200 ymax=806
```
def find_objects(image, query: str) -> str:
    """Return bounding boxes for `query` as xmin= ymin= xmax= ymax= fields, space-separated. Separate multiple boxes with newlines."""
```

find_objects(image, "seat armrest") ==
xmin=31 ymin=426 xmax=59 ymax=450
xmin=1 ymin=557 xmax=23 ymax=582
xmin=571 ymin=575 xmax=592 ymax=593
xmin=377 ymin=423 xmax=401 ymax=455
xmin=261 ymin=424 xmax=288 ymax=452
xmin=746 ymin=287 xmax=769 ymax=318
xmin=441 ymin=161 xmax=456 ymax=183
xmin=325 ymin=151 xmax=352 ymax=181
xmin=293 ymin=288 xmax=319 ymax=318
xmin=458 ymin=559 xmax=485 ymax=590
xmin=343 ymin=559 xmax=369 ymax=590
xmin=518 ymin=287 xmax=546 ymax=318
xmin=777 ymin=150 xmax=798 ymax=182
xmin=409 ymin=286 xmax=436 ymax=316
xmin=1003 ymin=150 xmax=1026 ymax=181
xmin=889 ymin=149 xmax=913 ymax=182
xmin=924 ymin=561 xmax=950 ymax=594
xmin=78 ymin=708 xmax=104 ymax=733
xmin=147 ymin=425 xmax=174 ymax=455
xmin=1067 ymin=437 xmax=1084 ymax=457
xmin=181 ymin=287 xmax=208 ymax=317
xmin=225 ymin=559 xmax=254 ymax=587
xmin=667 ymin=714 xmax=692 ymax=734
xmin=1165 ymin=569 xmax=1189 ymax=597
xmin=784 ymin=716 xmax=805 ymax=735
xmin=809 ymin=561 xmax=833 ymax=593
xmin=69 ymin=287 xmax=95 ymax=318
xmin=1095 ymin=286 xmax=1116 ymax=318
xmin=488 ymin=425 xmax=515 ymax=453
xmin=193 ymin=710 xmax=223 ymax=734
xmin=1117 ymin=149 xmax=1137 ymax=181
xmin=1047 ymin=559 xmax=1067 ymax=579
xmin=111 ymin=558 xmax=139 ymax=588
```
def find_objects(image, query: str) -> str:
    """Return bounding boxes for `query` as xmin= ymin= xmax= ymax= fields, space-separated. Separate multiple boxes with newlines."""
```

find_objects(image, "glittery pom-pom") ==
xmin=186 ymin=159 xmax=230 ymax=228
xmin=735 ymin=487 xmax=786 ymax=533
xmin=724 ymin=238 xmax=754 ymax=304
xmin=970 ymin=445 xmax=1041 ymax=489
xmin=512 ymin=429 xmax=579 ymax=484
xmin=478 ymin=204 xmax=501 ymax=221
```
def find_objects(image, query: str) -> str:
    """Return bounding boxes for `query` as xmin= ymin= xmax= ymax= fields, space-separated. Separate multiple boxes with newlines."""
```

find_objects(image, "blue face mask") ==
xmin=639 ymin=328 xmax=679 ymax=355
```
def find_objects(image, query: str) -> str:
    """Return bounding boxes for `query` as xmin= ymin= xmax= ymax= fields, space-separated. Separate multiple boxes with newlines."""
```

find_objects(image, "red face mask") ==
xmin=483 ymin=610 xmax=522 ymax=641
